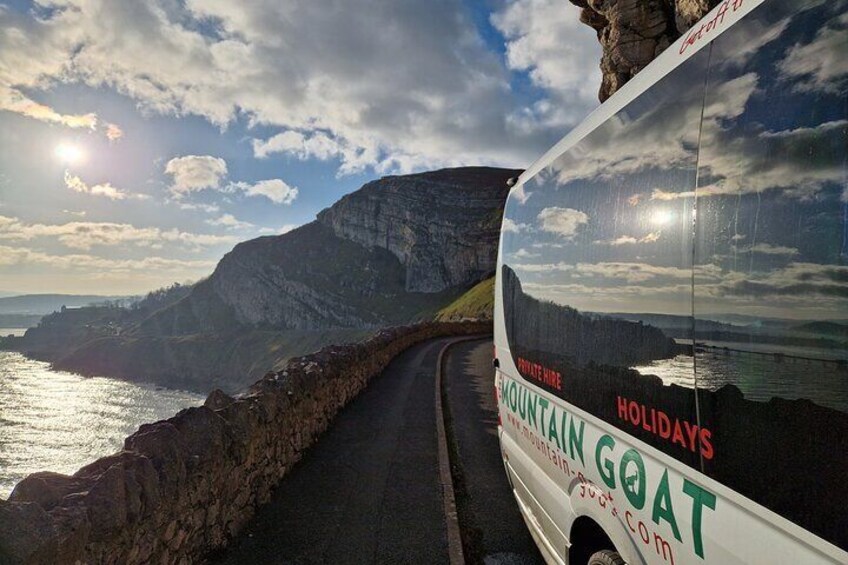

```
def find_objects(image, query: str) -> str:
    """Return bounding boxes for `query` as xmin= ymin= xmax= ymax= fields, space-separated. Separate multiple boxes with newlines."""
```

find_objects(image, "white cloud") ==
xmin=537 ymin=207 xmax=588 ymax=239
xmin=206 ymin=213 xmax=254 ymax=230
xmin=230 ymin=179 xmax=299 ymax=205
xmin=734 ymin=243 xmax=799 ymax=256
xmin=0 ymin=215 xmax=238 ymax=251
xmin=178 ymin=202 xmax=222 ymax=214
xmin=492 ymin=0 xmax=601 ymax=131
xmin=502 ymin=218 xmax=529 ymax=234
xmin=0 ymin=86 xmax=97 ymax=129
xmin=105 ymin=122 xmax=124 ymax=141
xmin=165 ymin=155 xmax=228 ymax=197
xmin=778 ymin=12 xmax=848 ymax=94
xmin=0 ymin=0 xmax=597 ymax=176
xmin=257 ymin=224 xmax=300 ymax=235
xmin=64 ymin=170 xmax=145 ymax=200
xmin=0 ymin=244 xmax=216 ymax=272
xmin=594 ymin=232 xmax=661 ymax=246
xmin=253 ymin=130 xmax=343 ymax=161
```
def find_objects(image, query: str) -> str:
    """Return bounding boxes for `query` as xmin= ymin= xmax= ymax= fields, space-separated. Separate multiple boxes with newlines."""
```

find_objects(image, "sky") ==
xmin=0 ymin=0 xmax=601 ymax=295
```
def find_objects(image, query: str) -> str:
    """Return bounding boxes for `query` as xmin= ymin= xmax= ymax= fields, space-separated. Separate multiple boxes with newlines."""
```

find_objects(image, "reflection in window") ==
xmin=693 ymin=0 xmax=848 ymax=550
xmin=501 ymin=48 xmax=709 ymax=470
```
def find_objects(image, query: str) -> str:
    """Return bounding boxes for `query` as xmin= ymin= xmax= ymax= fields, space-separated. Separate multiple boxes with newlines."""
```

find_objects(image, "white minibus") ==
xmin=494 ymin=0 xmax=848 ymax=563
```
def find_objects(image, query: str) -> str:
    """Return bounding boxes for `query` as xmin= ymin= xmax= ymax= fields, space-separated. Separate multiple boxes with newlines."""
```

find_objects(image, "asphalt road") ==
xmin=213 ymin=336 xmax=541 ymax=564
xmin=443 ymin=339 xmax=543 ymax=565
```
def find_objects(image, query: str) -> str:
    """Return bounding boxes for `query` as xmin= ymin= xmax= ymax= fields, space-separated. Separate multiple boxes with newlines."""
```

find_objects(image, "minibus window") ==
xmin=693 ymin=0 xmax=848 ymax=549
xmin=501 ymin=46 xmax=709 ymax=470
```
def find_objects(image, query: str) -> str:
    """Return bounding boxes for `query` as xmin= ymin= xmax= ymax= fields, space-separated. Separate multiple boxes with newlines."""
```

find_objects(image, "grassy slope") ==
xmin=435 ymin=277 xmax=494 ymax=322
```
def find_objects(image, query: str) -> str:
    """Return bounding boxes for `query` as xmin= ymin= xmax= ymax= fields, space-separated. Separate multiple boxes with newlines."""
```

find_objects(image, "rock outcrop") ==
xmin=139 ymin=167 xmax=517 ymax=335
xmin=569 ymin=0 xmax=720 ymax=101
xmin=0 ymin=321 xmax=490 ymax=565
xmin=318 ymin=167 xmax=516 ymax=292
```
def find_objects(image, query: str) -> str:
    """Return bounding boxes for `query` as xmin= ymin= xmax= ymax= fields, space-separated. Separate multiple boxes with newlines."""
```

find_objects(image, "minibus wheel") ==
xmin=587 ymin=549 xmax=625 ymax=565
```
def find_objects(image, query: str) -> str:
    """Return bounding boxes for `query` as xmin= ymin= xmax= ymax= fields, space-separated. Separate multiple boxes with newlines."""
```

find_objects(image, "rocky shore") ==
xmin=0 ymin=321 xmax=491 ymax=565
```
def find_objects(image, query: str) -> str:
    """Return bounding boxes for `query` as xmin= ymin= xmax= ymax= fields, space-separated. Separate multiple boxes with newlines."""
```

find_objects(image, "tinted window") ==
xmin=501 ymin=47 xmax=708 ymax=469
xmin=693 ymin=0 xmax=848 ymax=549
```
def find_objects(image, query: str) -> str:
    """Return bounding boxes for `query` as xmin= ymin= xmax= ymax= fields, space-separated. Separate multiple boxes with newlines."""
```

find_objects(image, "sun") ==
xmin=651 ymin=209 xmax=674 ymax=226
xmin=55 ymin=143 xmax=85 ymax=165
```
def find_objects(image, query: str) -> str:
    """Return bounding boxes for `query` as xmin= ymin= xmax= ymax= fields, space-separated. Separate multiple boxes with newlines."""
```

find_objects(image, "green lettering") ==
xmin=508 ymin=380 xmax=517 ymax=412
xmin=518 ymin=386 xmax=527 ymax=419
xmin=538 ymin=397 xmax=549 ymax=433
xmin=527 ymin=392 xmax=538 ymax=429
xmin=547 ymin=407 xmax=561 ymax=449
xmin=595 ymin=435 xmax=616 ymax=489
xmin=682 ymin=479 xmax=717 ymax=559
xmin=652 ymin=470 xmax=681 ymax=542
xmin=560 ymin=410 xmax=568 ymax=447
xmin=568 ymin=417 xmax=585 ymax=465
xmin=619 ymin=448 xmax=646 ymax=510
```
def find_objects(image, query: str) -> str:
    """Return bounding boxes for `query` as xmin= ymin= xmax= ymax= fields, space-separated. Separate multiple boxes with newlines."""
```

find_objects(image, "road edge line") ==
xmin=435 ymin=335 xmax=489 ymax=565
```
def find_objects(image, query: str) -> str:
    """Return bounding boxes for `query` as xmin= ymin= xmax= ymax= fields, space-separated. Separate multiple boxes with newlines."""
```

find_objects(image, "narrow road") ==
xmin=443 ymin=339 xmax=543 ymax=565
xmin=212 ymin=336 xmax=541 ymax=564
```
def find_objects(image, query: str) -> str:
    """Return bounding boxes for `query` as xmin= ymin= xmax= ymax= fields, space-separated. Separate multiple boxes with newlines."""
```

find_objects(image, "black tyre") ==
xmin=587 ymin=549 xmax=626 ymax=565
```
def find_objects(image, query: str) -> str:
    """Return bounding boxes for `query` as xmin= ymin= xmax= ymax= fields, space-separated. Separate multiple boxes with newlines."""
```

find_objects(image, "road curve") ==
xmin=213 ymin=337 xmax=456 ymax=564
xmin=212 ymin=336 xmax=542 ymax=564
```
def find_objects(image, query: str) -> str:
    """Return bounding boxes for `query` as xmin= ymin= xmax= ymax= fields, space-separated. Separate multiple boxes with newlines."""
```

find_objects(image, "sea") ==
xmin=0 ymin=348 xmax=203 ymax=497
xmin=632 ymin=340 xmax=848 ymax=413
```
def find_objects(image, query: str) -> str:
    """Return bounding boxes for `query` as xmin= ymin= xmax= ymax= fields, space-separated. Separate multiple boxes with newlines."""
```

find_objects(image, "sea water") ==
xmin=0 ymin=351 xmax=203 ymax=497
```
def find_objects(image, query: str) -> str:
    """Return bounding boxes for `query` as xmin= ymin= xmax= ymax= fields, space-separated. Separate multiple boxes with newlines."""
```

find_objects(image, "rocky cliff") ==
xmin=145 ymin=166 xmax=518 ymax=334
xmin=569 ymin=0 xmax=720 ymax=101
xmin=4 ymin=167 xmax=518 ymax=392
xmin=318 ymin=168 xmax=512 ymax=292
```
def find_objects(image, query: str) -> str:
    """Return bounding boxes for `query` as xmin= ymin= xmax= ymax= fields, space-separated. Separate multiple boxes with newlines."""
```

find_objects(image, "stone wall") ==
xmin=0 ymin=321 xmax=491 ymax=564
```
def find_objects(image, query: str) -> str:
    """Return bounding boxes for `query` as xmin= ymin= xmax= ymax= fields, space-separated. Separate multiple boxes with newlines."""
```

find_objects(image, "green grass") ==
xmin=435 ymin=277 xmax=494 ymax=322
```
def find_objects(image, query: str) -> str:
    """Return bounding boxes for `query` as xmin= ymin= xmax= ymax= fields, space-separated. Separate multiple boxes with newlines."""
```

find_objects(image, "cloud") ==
xmin=0 ymin=215 xmax=238 ymax=251
xmin=206 ymin=213 xmax=254 ymax=230
xmin=0 ymin=0 xmax=599 ymax=176
xmin=0 ymin=244 xmax=216 ymax=272
xmin=537 ymin=207 xmax=588 ymax=239
xmin=594 ymin=232 xmax=661 ymax=246
xmin=230 ymin=179 xmax=299 ymax=205
xmin=502 ymin=218 xmax=530 ymax=234
xmin=105 ymin=122 xmax=124 ymax=141
xmin=0 ymin=86 xmax=97 ymax=129
xmin=253 ymin=130 xmax=343 ymax=161
xmin=698 ymin=119 xmax=847 ymax=200
xmin=512 ymin=248 xmax=540 ymax=259
xmin=778 ymin=11 xmax=848 ymax=94
xmin=164 ymin=155 xmax=297 ymax=204
xmin=64 ymin=170 xmax=145 ymax=200
xmin=711 ymin=262 xmax=848 ymax=299
xmin=165 ymin=155 xmax=228 ymax=197
xmin=492 ymin=0 xmax=601 ymax=131
xmin=257 ymin=224 xmax=300 ymax=235
xmin=734 ymin=243 xmax=799 ymax=256
xmin=178 ymin=202 xmax=222 ymax=214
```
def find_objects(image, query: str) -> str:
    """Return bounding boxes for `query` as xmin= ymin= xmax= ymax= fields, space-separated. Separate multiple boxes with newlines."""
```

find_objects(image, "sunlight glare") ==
xmin=651 ymin=209 xmax=674 ymax=226
xmin=54 ymin=143 xmax=85 ymax=165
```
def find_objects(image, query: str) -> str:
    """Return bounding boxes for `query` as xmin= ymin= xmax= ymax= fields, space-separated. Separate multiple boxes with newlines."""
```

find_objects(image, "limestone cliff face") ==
xmin=143 ymin=167 xmax=519 ymax=333
xmin=570 ymin=0 xmax=720 ymax=101
xmin=317 ymin=167 xmax=519 ymax=292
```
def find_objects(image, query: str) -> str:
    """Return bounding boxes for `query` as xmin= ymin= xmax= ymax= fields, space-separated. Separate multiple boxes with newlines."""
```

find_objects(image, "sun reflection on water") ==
xmin=0 ymin=352 xmax=203 ymax=497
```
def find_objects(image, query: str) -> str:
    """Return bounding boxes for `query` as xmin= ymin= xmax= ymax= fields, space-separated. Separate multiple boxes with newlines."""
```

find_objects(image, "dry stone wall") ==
xmin=0 ymin=321 xmax=491 ymax=564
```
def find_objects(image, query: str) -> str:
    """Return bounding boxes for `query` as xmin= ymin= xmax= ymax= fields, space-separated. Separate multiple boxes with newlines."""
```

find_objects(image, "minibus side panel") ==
xmin=693 ymin=0 xmax=848 ymax=553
